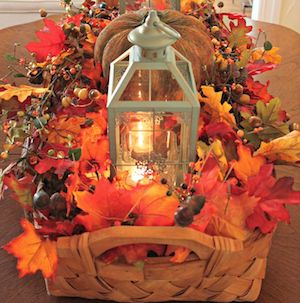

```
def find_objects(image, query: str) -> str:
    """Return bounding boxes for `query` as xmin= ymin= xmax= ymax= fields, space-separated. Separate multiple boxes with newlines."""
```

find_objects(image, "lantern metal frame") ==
xmin=107 ymin=11 xmax=199 ymax=183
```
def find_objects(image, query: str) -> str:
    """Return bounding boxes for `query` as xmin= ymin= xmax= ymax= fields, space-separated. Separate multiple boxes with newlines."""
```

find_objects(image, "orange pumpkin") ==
xmin=94 ymin=9 xmax=214 ymax=90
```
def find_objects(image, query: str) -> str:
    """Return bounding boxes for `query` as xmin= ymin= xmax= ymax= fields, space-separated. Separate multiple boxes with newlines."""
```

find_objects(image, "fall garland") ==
xmin=1 ymin=0 xmax=300 ymax=279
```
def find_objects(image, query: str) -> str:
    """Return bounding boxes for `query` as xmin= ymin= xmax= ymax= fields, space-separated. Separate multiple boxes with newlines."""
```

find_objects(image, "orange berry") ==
xmin=237 ymin=129 xmax=244 ymax=138
xmin=70 ymin=67 xmax=77 ymax=75
xmin=78 ymin=88 xmax=88 ymax=100
xmin=73 ymin=87 xmax=81 ymax=97
xmin=62 ymin=96 xmax=72 ymax=108
xmin=1 ymin=151 xmax=8 ymax=159
xmin=88 ymin=89 xmax=101 ymax=100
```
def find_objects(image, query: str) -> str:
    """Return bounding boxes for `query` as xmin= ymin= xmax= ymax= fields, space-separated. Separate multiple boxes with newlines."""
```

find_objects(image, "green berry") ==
xmin=264 ymin=41 xmax=273 ymax=51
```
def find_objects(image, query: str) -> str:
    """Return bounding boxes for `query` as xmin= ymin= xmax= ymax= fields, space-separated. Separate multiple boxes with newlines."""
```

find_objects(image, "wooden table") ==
xmin=0 ymin=18 xmax=299 ymax=303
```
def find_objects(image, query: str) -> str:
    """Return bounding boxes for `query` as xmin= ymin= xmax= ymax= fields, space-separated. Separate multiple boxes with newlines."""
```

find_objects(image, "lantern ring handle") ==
xmin=153 ymin=21 xmax=181 ymax=40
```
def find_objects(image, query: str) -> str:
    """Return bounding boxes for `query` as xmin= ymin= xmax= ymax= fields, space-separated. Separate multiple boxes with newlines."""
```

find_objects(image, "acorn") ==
xmin=175 ymin=206 xmax=194 ymax=227
xmin=238 ymin=94 xmax=251 ymax=105
xmin=187 ymin=195 xmax=206 ymax=215
xmin=49 ymin=192 xmax=67 ymax=219
xmin=289 ymin=122 xmax=300 ymax=131
xmin=234 ymin=84 xmax=244 ymax=95
xmin=33 ymin=189 xmax=50 ymax=210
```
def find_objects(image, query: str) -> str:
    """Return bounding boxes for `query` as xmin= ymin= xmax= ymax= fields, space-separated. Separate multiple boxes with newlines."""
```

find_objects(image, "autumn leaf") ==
xmin=228 ymin=18 xmax=252 ymax=49
xmin=246 ymin=164 xmax=300 ymax=233
xmin=73 ymin=179 xmax=131 ymax=231
xmin=255 ymin=131 xmax=300 ymax=164
xmin=127 ymin=183 xmax=180 ymax=227
xmin=3 ymin=219 xmax=58 ymax=278
xmin=3 ymin=174 xmax=35 ymax=210
xmin=81 ymin=59 xmax=105 ymax=89
xmin=34 ymin=158 xmax=74 ymax=177
xmin=101 ymin=244 xmax=164 ymax=264
xmin=80 ymin=136 xmax=110 ymax=174
xmin=26 ymin=19 xmax=66 ymax=62
xmin=247 ymin=62 xmax=276 ymax=76
xmin=0 ymin=84 xmax=48 ymax=102
xmin=199 ymin=86 xmax=236 ymax=127
xmin=246 ymin=77 xmax=273 ymax=103
xmin=251 ymin=47 xmax=282 ymax=65
xmin=166 ymin=246 xmax=191 ymax=263
xmin=47 ymin=116 xmax=85 ymax=145
xmin=232 ymin=144 xmax=266 ymax=184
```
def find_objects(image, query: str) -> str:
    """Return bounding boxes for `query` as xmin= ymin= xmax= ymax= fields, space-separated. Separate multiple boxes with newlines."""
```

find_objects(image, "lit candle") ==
xmin=129 ymin=120 xmax=153 ymax=159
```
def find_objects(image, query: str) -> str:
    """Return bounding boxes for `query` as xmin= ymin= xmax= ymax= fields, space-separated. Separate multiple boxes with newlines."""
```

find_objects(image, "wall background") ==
xmin=252 ymin=0 xmax=300 ymax=33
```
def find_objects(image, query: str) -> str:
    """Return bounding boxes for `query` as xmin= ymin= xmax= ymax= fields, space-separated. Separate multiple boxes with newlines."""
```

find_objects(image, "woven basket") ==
xmin=46 ymin=226 xmax=273 ymax=302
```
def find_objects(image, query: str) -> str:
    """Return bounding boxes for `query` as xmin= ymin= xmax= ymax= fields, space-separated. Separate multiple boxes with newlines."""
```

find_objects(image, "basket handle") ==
xmin=88 ymin=226 xmax=244 ymax=261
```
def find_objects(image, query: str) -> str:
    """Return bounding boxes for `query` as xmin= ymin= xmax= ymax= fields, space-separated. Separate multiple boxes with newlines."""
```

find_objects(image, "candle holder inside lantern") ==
xmin=107 ymin=10 xmax=199 ymax=185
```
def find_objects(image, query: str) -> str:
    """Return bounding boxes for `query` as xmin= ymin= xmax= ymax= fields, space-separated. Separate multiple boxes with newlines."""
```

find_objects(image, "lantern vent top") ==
xmin=128 ymin=10 xmax=181 ymax=51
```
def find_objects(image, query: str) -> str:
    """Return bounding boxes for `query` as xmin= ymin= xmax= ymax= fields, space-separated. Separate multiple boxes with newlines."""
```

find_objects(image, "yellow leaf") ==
xmin=255 ymin=131 xmax=300 ymax=163
xmin=3 ymin=219 xmax=57 ymax=278
xmin=199 ymin=86 xmax=236 ymax=127
xmin=232 ymin=144 xmax=266 ymax=183
xmin=251 ymin=47 xmax=282 ymax=65
xmin=0 ymin=84 xmax=48 ymax=102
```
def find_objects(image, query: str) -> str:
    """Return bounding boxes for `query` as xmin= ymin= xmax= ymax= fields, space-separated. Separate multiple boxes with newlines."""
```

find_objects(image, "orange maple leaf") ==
xmin=47 ymin=115 xmax=85 ymax=145
xmin=199 ymin=86 xmax=236 ymax=127
xmin=3 ymin=219 xmax=58 ymax=278
xmin=127 ymin=183 xmax=180 ymax=226
xmin=251 ymin=47 xmax=282 ymax=65
xmin=232 ymin=144 xmax=266 ymax=184
xmin=73 ymin=179 xmax=131 ymax=231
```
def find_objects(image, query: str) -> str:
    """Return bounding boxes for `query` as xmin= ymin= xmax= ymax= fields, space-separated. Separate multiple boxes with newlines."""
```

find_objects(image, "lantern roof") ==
xmin=128 ymin=10 xmax=181 ymax=50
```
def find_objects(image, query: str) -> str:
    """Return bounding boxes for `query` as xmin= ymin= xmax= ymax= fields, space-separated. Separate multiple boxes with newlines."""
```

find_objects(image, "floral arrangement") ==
xmin=1 ymin=0 xmax=300 ymax=280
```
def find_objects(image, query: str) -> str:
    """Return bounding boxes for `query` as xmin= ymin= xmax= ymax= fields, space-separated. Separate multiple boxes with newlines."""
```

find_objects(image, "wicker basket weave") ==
xmin=46 ymin=226 xmax=273 ymax=302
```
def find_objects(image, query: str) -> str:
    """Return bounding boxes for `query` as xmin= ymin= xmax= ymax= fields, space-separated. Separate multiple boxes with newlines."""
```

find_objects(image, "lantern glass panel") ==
xmin=115 ymin=110 xmax=191 ymax=184
xmin=120 ymin=69 xmax=184 ymax=101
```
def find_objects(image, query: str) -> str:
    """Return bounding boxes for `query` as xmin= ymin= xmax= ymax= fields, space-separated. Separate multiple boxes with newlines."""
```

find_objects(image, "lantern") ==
xmin=107 ymin=10 xmax=199 ymax=185
xmin=119 ymin=0 xmax=180 ymax=14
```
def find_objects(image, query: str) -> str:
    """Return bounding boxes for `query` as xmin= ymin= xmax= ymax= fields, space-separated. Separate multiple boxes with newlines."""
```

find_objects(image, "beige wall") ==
xmin=252 ymin=0 xmax=300 ymax=33
xmin=279 ymin=0 xmax=300 ymax=33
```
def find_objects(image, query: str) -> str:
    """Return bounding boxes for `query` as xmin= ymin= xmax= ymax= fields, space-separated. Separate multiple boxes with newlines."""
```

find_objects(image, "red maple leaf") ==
xmin=34 ymin=158 xmax=74 ymax=177
xmin=26 ymin=19 xmax=66 ymax=62
xmin=246 ymin=76 xmax=273 ymax=103
xmin=246 ymin=164 xmax=300 ymax=233
xmin=247 ymin=62 xmax=277 ymax=76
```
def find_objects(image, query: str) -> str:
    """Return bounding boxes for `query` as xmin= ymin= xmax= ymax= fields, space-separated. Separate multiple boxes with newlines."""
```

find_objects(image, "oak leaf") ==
xmin=255 ymin=131 xmax=300 ymax=164
xmin=3 ymin=219 xmax=58 ymax=278
xmin=0 ymin=84 xmax=48 ymax=102
xmin=199 ymin=86 xmax=236 ymax=127
xmin=251 ymin=47 xmax=282 ymax=65
xmin=228 ymin=18 xmax=252 ymax=50
xmin=232 ymin=144 xmax=266 ymax=184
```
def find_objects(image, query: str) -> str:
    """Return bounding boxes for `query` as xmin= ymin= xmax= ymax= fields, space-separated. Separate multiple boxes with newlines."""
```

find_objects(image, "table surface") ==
xmin=0 ymin=17 xmax=299 ymax=303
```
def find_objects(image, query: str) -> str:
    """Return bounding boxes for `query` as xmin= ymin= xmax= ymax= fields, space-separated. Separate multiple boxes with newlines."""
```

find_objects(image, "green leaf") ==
xmin=14 ymin=73 xmax=26 ymax=78
xmin=5 ymin=54 xmax=17 ymax=62
xmin=256 ymin=98 xmax=281 ymax=124
xmin=236 ymin=50 xmax=251 ymax=69
xmin=68 ymin=148 xmax=82 ymax=161
xmin=33 ymin=117 xmax=47 ymax=129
